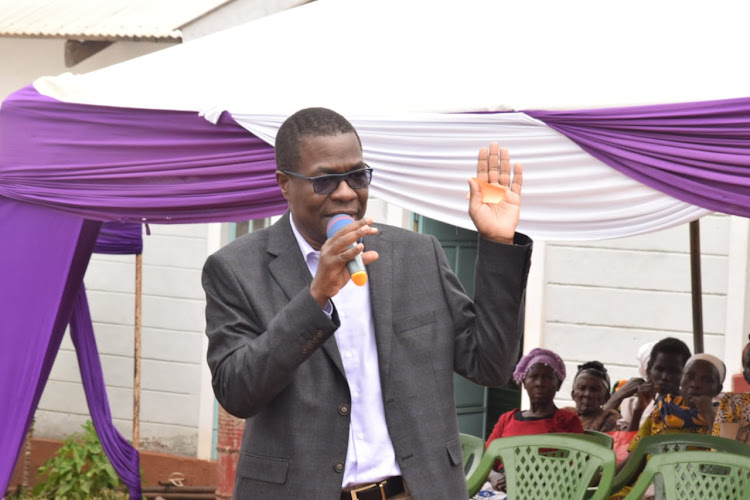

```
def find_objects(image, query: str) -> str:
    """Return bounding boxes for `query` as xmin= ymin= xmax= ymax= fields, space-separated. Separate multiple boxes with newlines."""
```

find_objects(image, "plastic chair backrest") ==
xmin=459 ymin=433 xmax=484 ymax=478
xmin=584 ymin=429 xmax=614 ymax=449
xmin=621 ymin=450 xmax=750 ymax=500
xmin=466 ymin=433 xmax=616 ymax=499
xmin=610 ymin=432 xmax=750 ymax=495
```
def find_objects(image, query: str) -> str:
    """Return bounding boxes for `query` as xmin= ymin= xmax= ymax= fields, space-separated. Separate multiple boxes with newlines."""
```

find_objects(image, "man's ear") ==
xmin=276 ymin=171 xmax=290 ymax=200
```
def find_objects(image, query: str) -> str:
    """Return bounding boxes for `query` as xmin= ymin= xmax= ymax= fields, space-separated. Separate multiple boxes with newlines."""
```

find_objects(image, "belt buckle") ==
xmin=348 ymin=480 xmax=387 ymax=500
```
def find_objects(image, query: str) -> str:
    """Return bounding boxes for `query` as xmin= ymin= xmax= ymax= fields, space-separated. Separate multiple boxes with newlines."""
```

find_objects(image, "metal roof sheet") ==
xmin=0 ymin=0 xmax=231 ymax=41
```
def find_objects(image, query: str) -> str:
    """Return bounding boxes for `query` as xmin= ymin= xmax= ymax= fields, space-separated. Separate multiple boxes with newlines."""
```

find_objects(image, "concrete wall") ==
xmin=542 ymin=214 xmax=732 ymax=409
xmin=0 ymin=36 xmax=206 ymax=456
xmin=35 ymin=223 xmax=213 ymax=456
xmin=0 ymin=37 xmax=176 ymax=99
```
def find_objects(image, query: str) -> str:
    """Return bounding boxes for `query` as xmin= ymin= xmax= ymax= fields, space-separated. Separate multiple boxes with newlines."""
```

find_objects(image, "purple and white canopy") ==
xmin=2 ymin=0 xmax=750 ymax=497
xmin=5 ymin=0 xmax=750 ymax=237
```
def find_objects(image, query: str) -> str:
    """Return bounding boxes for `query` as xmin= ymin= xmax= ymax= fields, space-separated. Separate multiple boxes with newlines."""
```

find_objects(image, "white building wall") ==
xmin=0 ymin=38 xmax=176 ymax=99
xmin=35 ymin=222 xmax=213 ymax=456
xmin=541 ymin=214 xmax=731 ymax=409
xmin=1 ymin=36 xmax=206 ymax=456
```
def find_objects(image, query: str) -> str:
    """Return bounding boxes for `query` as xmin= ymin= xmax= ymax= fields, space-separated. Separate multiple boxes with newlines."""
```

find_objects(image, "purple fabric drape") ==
xmin=94 ymin=222 xmax=143 ymax=255
xmin=525 ymin=97 xmax=750 ymax=218
xmin=0 ymin=199 xmax=101 ymax=497
xmin=0 ymin=85 xmax=285 ymax=224
xmin=70 ymin=286 xmax=141 ymax=499
xmin=4 ymin=83 xmax=750 ymax=497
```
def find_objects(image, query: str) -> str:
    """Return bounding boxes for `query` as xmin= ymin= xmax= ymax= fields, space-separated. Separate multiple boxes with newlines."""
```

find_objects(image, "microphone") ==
xmin=326 ymin=214 xmax=368 ymax=286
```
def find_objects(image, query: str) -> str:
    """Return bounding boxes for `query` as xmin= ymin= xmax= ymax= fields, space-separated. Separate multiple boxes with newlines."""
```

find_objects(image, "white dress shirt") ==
xmin=289 ymin=215 xmax=401 ymax=486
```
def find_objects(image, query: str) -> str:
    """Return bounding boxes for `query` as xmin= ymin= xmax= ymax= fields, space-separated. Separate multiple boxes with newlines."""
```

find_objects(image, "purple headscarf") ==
xmin=513 ymin=348 xmax=566 ymax=385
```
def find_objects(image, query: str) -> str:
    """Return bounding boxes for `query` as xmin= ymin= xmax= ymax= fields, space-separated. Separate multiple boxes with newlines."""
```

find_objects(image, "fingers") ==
xmin=328 ymin=217 xmax=376 ymax=250
xmin=495 ymin=146 xmax=508 ymax=187
xmin=489 ymin=143 xmax=501 ymax=185
xmin=476 ymin=143 xmax=518 ymax=190
xmin=511 ymin=162 xmax=523 ymax=195
xmin=467 ymin=177 xmax=482 ymax=212
xmin=476 ymin=146 xmax=489 ymax=183
xmin=361 ymin=249 xmax=379 ymax=266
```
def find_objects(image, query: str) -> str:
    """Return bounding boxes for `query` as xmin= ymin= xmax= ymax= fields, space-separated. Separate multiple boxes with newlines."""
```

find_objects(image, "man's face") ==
xmin=277 ymin=132 xmax=367 ymax=250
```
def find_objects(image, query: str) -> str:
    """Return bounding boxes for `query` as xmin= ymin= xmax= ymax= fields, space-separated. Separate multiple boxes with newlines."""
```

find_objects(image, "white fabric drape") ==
xmin=230 ymin=111 xmax=710 ymax=241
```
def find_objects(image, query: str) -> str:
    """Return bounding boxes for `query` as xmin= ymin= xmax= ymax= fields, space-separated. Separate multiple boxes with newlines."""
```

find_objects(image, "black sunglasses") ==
xmin=280 ymin=165 xmax=373 ymax=195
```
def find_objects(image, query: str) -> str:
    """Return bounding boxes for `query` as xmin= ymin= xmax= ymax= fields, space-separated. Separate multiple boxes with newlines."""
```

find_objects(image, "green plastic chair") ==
xmin=459 ymin=433 xmax=485 ymax=479
xmin=609 ymin=432 xmax=750 ymax=496
xmin=466 ymin=433 xmax=616 ymax=499
xmin=584 ymin=429 xmax=615 ymax=449
xmin=621 ymin=450 xmax=750 ymax=500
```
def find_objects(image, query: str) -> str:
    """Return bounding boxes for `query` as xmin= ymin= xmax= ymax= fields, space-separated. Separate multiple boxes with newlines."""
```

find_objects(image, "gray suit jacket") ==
xmin=203 ymin=212 xmax=532 ymax=499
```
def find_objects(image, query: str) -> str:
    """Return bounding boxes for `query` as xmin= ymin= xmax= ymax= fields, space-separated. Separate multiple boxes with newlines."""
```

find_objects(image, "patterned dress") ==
xmin=712 ymin=392 xmax=750 ymax=442
xmin=627 ymin=394 xmax=711 ymax=453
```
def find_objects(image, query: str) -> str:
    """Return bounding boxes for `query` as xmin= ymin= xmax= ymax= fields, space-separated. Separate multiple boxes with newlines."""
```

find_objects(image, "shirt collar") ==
xmin=289 ymin=213 xmax=319 ymax=261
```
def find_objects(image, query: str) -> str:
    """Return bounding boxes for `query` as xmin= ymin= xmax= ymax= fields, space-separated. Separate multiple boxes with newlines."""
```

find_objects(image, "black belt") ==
xmin=340 ymin=476 xmax=405 ymax=500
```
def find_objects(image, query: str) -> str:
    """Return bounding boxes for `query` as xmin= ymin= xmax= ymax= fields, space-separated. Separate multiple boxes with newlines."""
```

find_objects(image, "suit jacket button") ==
xmin=315 ymin=330 xmax=325 ymax=339
xmin=334 ymin=462 xmax=345 ymax=473
xmin=338 ymin=404 xmax=349 ymax=416
xmin=301 ymin=347 xmax=310 ymax=355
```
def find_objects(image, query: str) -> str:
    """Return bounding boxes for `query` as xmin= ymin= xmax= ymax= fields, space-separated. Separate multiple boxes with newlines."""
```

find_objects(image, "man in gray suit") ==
xmin=203 ymin=108 xmax=532 ymax=499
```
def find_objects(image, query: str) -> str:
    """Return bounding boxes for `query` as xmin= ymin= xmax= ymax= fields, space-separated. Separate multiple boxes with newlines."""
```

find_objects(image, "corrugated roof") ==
xmin=0 ymin=0 xmax=231 ymax=41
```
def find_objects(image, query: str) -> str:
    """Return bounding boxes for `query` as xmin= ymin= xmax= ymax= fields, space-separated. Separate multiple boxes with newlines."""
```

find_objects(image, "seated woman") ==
xmin=484 ymin=348 xmax=583 ymax=492
xmin=712 ymin=338 xmax=750 ymax=443
xmin=628 ymin=353 xmax=725 ymax=450
xmin=565 ymin=361 xmax=620 ymax=432
xmin=621 ymin=337 xmax=692 ymax=432
xmin=610 ymin=353 xmax=725 ymax=500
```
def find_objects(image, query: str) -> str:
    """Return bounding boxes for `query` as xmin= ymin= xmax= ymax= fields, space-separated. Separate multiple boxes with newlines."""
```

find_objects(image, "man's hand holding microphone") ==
xmin=309 ymin=215 xmax=378 ymax=307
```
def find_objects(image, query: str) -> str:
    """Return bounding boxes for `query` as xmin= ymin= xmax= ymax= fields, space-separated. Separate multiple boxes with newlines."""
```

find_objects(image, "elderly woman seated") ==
xmin=484 ymin=348 xmax=583 ymax=492
xmin=628 ymin=353 xmax=725 ymax=449
xmin=610 ymin=353 xmax=725 ymax=500
xmin=565 ymin=361 xmax=620 ymax=432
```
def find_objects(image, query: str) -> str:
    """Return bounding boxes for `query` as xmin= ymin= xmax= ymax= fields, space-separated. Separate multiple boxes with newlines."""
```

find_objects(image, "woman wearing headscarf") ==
xmin=610 ymin=353 xmax=725 ymax=500
xmin=483 ymin=348 xmax=583 ymax=492
xmin=565 ymin=361 xmax=620 ymax=432
xmin=628 ymin=352 xmax=725 ymax=451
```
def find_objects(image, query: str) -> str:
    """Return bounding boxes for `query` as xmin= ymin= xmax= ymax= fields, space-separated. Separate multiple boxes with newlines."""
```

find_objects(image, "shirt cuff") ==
xmin=321 ymin=300 xmax=333 ymax=318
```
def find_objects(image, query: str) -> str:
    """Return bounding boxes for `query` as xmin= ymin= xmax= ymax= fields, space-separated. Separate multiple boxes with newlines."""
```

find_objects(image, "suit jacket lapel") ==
xmin=365 ymin=225 xmax=394 ymax=388
xmin=267 ymin=212 xmax=345 ymax=376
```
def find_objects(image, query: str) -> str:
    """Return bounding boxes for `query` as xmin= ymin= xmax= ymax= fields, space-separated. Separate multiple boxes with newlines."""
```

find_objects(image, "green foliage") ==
xmin=32 ymin=420 xmax=126 ymax=500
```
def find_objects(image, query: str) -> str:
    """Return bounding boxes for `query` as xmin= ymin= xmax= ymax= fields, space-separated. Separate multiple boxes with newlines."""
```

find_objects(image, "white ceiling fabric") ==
xmin=234 ymin=111 xmax=709 ymax=240
xmin=24 ymin=0 xmax=749 ymax=239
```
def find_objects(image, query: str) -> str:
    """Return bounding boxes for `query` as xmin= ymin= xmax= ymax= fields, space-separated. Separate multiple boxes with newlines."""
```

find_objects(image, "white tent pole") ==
xmin=133 ymin=253 xmax=142 ymax=449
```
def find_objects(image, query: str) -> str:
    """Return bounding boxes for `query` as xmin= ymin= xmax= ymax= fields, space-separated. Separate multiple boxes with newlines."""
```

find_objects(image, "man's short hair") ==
xmin=646 ymin=337 xmax=692 ymax=372
xmin=275 ymin=107 xmax=362 ymax=172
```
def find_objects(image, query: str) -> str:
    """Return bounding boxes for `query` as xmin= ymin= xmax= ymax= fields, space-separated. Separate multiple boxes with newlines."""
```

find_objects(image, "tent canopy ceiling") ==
xmin=32 ymin=0 xmax=750 ymax=114
xmin=2 ymin=2 xmax=749 ymax=495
